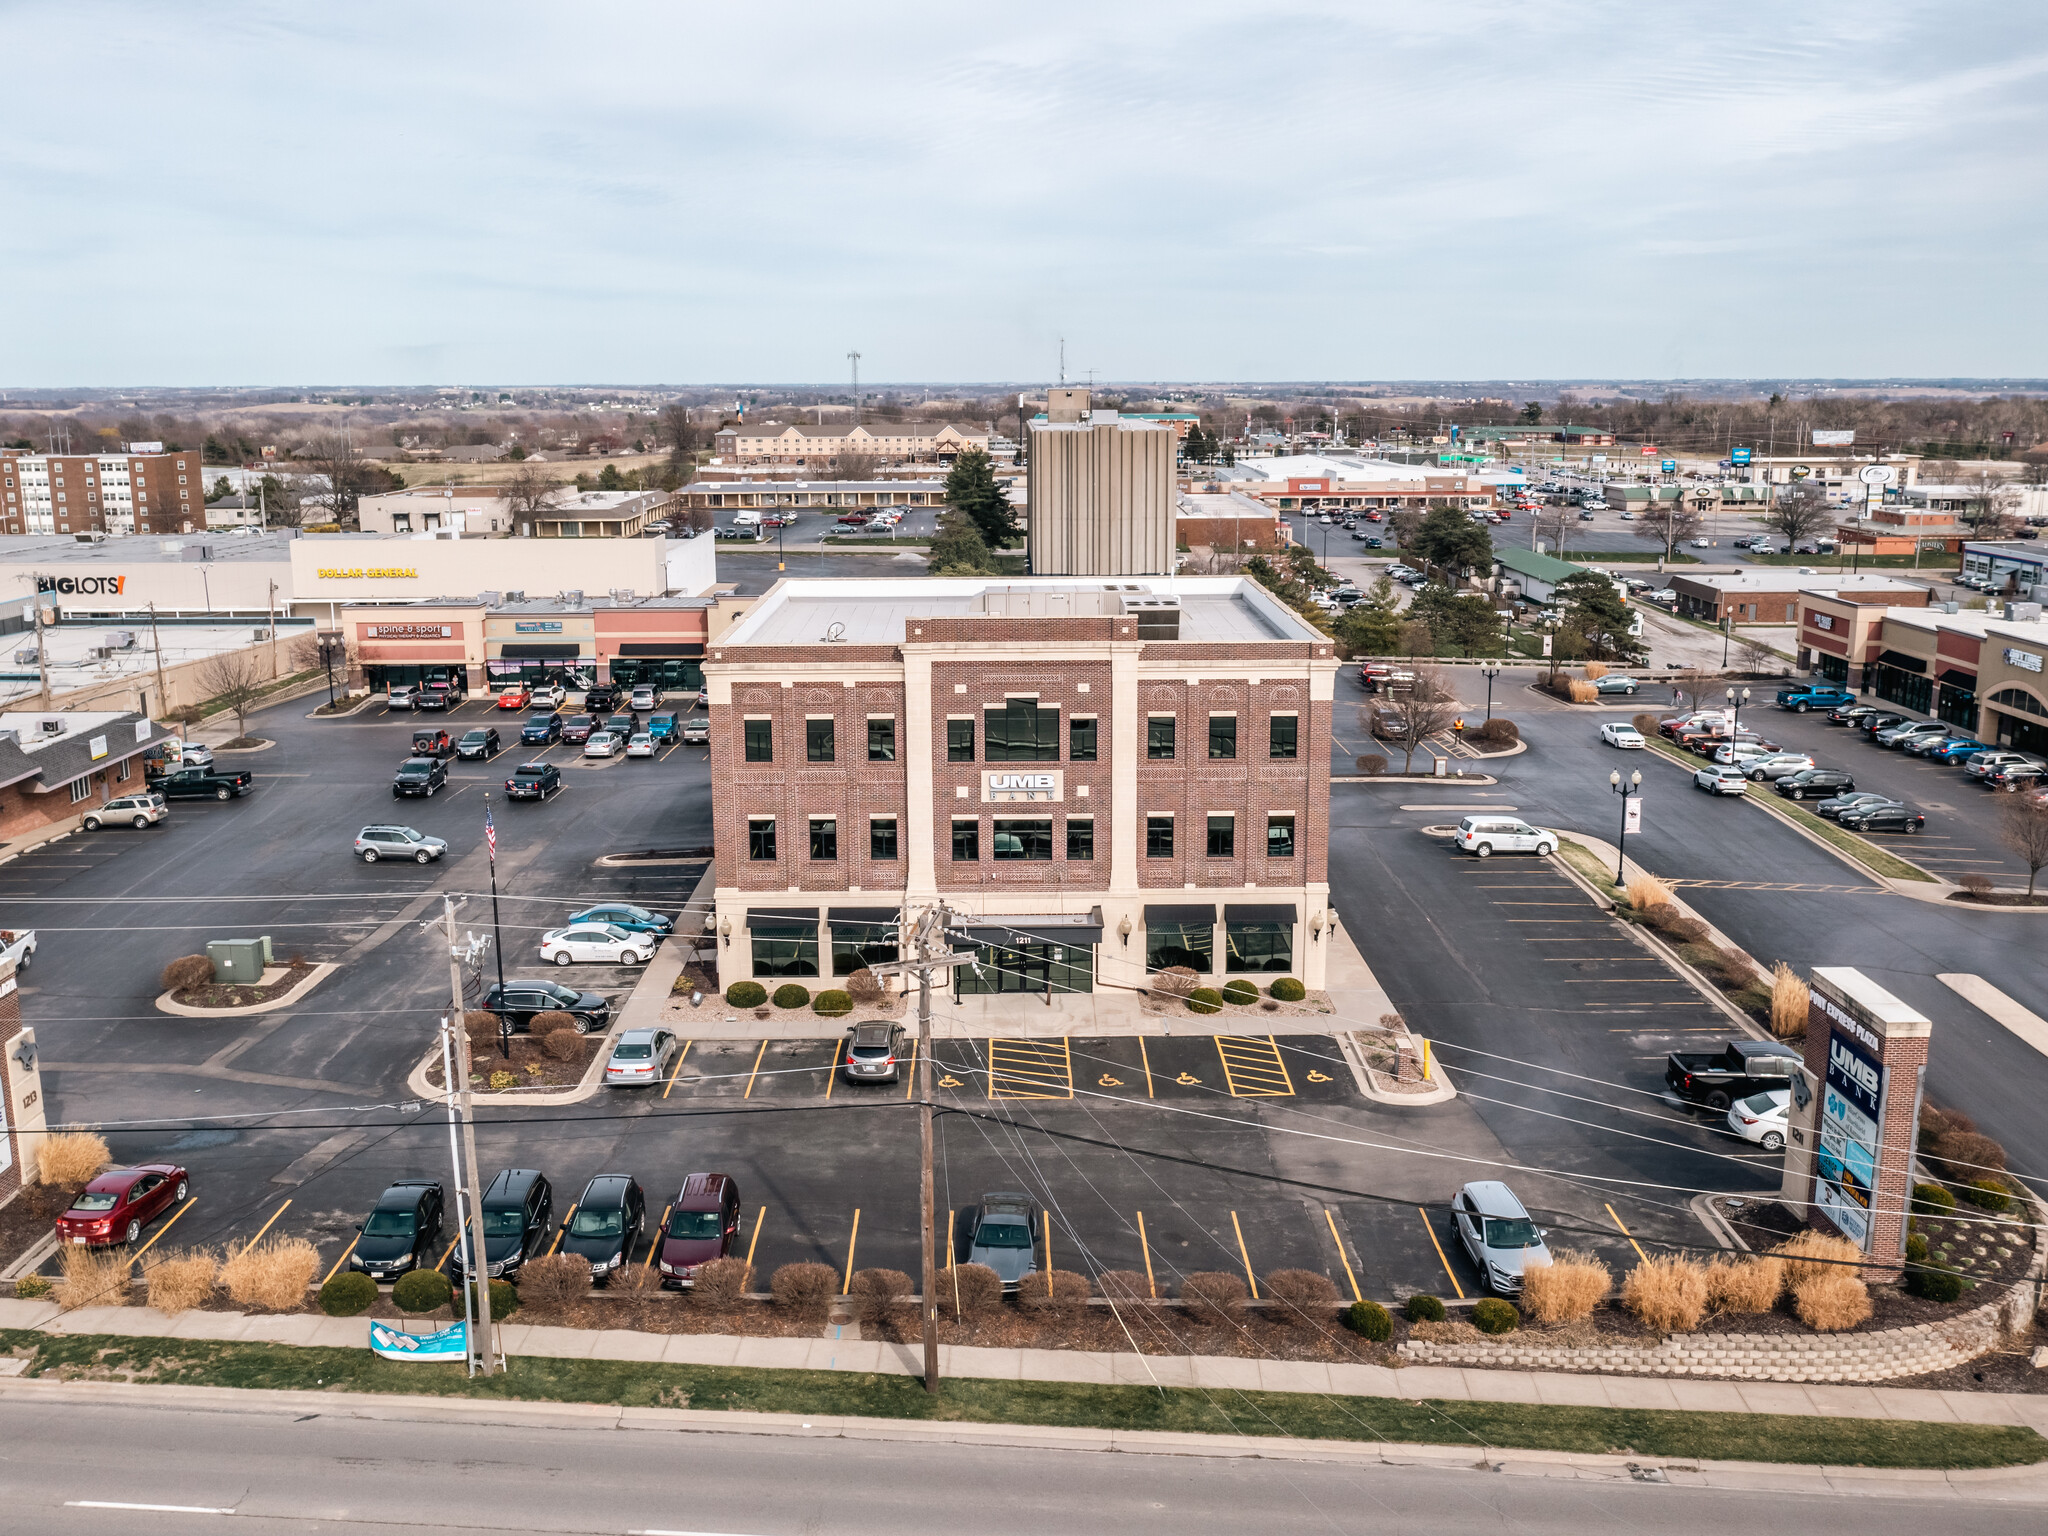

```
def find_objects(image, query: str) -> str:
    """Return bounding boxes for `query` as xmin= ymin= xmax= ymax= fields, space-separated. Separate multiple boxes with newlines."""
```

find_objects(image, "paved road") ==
xmin=5 ymin=1395 xmax=2028 ymax=1534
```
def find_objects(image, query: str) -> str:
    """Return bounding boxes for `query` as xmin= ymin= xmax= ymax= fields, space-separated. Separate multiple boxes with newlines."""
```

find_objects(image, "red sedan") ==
xmin=56 ymin=1163 xmax=189 ymax=1247
xmin=496 ymin=686 xmax=532 ymax=710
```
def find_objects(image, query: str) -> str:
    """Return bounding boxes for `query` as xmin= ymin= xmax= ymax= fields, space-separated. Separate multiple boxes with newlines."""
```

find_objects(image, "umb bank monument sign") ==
xmin=1781 ymin=968 xmax=1931 ymax=1275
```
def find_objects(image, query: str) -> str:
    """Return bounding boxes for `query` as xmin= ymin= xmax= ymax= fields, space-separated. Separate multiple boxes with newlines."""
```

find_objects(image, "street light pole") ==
xmin=1727 ymin=685 xmax=1751 ymax=739
xmin=1480 ymin=661 xmax=1501 ymax=722
xmin=1610 ymin=767 xmax=1642 ymax=886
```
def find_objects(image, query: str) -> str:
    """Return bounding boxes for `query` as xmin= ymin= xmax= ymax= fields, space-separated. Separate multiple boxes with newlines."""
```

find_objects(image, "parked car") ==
xmin=478 ymin=979 xmax=611 ymax=1032
xmin=1828 ymin=703 xmax=1879 ymax=727
xmin=82 ymin=792 xmax=168 ymax=830
xmin=1857 ymin=712 xmax=1906 ymax=738
xmin=568 ymin=903 xmax=674 ymax=937
xmin=1966 ymin=750 xmax=2044 ymax=782
xmin=521 ymin=712 xmax=563 ymax=745
xmin=964 ymin=1193 xmax=1040 ymax=1290
xmin=1874 ymin=720 xmax=1949 ymax=750
xmin=1776 ymin=685 xmax=1854 ymax=713
xmin=410 ymin=727 xmax=455 ymax=758
xmin=496 ymin=686 xmax=532 ymax=710
xmin=1743 ymin=752 xmax=1816 ymax=781
xmin=841 ymin=1020 xmax=907 ymax=1083
xmin=560 ymin=714 xmax=598 ymax=744
xmin=153 ymin=765 xmax=253 ymax=801
xmin=583 ymin=731 xmax=621 ymax=759
xmin=505 ymin=762 xmax=562 ymax=800
xmin=355 ymin=825 xmax=448 ymax=863
xmin=456 ymin=727 xmax=501 ymax=760
xmin=628 ymin=686 xmax=659 ymax=712
xmin=1665 ymin=1039 xmax=1801 ymax=1112
xmin=624 ymin=731 xmax=656 ymax=758
xmin=656 ymin=1172 xmax=743 ymax=1287
xmin=560 ymin=1175 xmax=646 ymax=1278
xmin=584 ymin=685 xmax=621 ymax=714
xmin=349 ymin=1180 xmax=444 ymax=1282
xmin=646 ymin=712 xmax=679 ymax=743
xmin=1712 ymin=740 xmax=1776 ymax=765
xmin=603 ymin=1031 xmax=680 ymax=1088
xmin=1815 ymin=790 xmax=1895 ymax=821
xmin=171 ymin=742 xmax=215 ymax=770
xmin=1690 ymin=728 xmax=1777 ymax=757
xmin=1726 ymin=1089 xmax=1792 ymax=1152
xmin=541 ymin=922 xmax=655 ymax=966
xmin=602 ymin=713 xmax=638 ymax=739
xmin=1450 ymin=1181 xmax=1551 ymax=1295
xmin=386 ymin=684 xmax=416 ymax=710
xmin=1920 ymin=736 xmax=1989 ymax=762
xmin=1773 ymin=767 xmax=1855 ymax=801
xmin=1983 ymin=761 xmax=2047 ymax=791
xmin=1838 ymin=801 xmax=1926 ymax=834
xmin=1591 ymin=674 xmax=1642 ymax=695
xmin=1694 ymin=763 xmax=1749 ymax=795
xmin=412 ymin=683 xmax=460 ymax=712
xmin=1599 ymin=721 xmax=1645 ymax=749
xmin=1453 ymin=815 xmax=1557 ymax=858
xmin=55 ymin=1164 xmax=189 ymax=1247
xmin=448 ymin=1168 xmax=552 ymax=1283
xmin=530 ymin=683 xmax=567 ymax=711
xmin=392 ymin=757 xmax=448 ymax=797
xmin=680 ymin=717 xmax=710 ymax=745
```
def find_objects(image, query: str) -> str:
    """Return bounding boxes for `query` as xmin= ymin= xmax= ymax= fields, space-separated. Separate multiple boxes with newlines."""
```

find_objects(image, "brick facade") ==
xmin=0 ymin=959 xmax=42 ymax=1208
xmin=1 ymin=449 xmax=205 ymax=537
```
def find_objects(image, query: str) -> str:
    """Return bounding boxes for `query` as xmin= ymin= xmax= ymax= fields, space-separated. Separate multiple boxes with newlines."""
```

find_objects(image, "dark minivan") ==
xmin=349 ymin=1180 xmax=444 ymax=1283
xmin=656 ymin=1172 xmax=742 ymax=1287
xmin=449 ymin=1168 xmax=552 ymax=1282
xmin=561 ymin=1174 xmax=646 ymax=1283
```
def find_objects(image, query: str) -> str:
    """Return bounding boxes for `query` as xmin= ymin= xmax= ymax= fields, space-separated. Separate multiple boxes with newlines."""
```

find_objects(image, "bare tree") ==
xmin=1999 ymin=797 xmax=2048 ymax=898
xmin=1765 ymin=482 xmax=1833 ymax=550
xmin=1959 ymin=472 xmax=2022 ymax=542
xmin=302 ymin=433 xmax=373 ymax=520
xmin=1531 ymin=508 xmax=1578 ymax=557
xmin=503 ymin=464 xmax=565 ymax=532
xmin=819 ymin=451 xmax=880 ymax=482
xmin=1634 ymin=501 xmax=1702 ymax=560
xmin=1380 ymin=665 xmax=1459 ymax=773
xmin=197 ymin=649 xmax=268 ymax=743
xmin=1737 ymin=632 xmax=1780 ymax=676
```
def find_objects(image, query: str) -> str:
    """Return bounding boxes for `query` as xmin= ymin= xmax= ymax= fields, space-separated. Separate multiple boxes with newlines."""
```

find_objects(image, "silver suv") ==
xmin=355 ymin=825 xmax=448 ymax=864
xmin=1451 ymin=1181 xmax=1551 ymax=1294
xmin=83 ymin=792 xmax=168 ymax=830
xmin=841 ymin=1021 xmax=906 ymax=1083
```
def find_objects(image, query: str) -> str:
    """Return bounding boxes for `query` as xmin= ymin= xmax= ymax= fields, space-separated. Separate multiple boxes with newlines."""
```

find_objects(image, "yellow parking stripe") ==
xmin=321 ymin=1234 xmax=361 ymax=1287
xmin=1230 ymin=1210 xmax=1258 ymax=1298
xmin=743 ymin=1206 xmax=765 ymax=1273
xmin=1212 ymin=1036 xmax=1295 ymax=1097
xmin=823 ymin=1039 xmax=840 ymax=1099
xmin=547 ymin=1205 xmax=577 ymax=1256
xmin=988 ymin=1037 xmax=1072 ymax=1099
xmin=902 ymin=1036 xmax=918 ymax=1100
xmin=1136 ymin=1037 xmax=1155 ymax=1098
xmin=1323 ymin=1208 xmax=1361 ymax=1302
xmin=660 ymin=1039 xmax=693 ymax=1099
xmin=1605 ymin=1202 xmax=1648 ymax=1262
xmin=742 ymin=1039 xmax=769 ymax=1099
xmin=842 ymin=1209 xmax=861 ymax=1292
xmin=1136 ymin=1210 xmax=1157 ymax=1297
xmin=126 ymin=1198 xmax=195 ymax=1268
xmin=645 ymin=1204 xmax=671 ymax=1271
xmin=237 ymin=1199 xmax=291 ymax=1255
xmin=1419 ymin=1206 xmax=1465 ymax=1299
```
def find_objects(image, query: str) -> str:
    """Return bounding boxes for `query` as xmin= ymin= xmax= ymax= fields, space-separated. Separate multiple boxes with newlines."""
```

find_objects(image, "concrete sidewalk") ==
xmin=4 ymin=1296 xmax=2043 ymax=1432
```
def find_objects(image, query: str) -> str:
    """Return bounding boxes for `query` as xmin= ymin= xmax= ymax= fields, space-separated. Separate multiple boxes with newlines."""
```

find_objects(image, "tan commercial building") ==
xmin=714 ymin=421 xmax=988 ymax=466
xmin=1027 ymin=389 xmax=1175 ymax=576
xmin=1669 ymin=570 xmax=1930 ymax=625
xmin=1 ymin=446 xmax=209 ymax=537
xmin=357 ymin=486 xmax=668 ymax=539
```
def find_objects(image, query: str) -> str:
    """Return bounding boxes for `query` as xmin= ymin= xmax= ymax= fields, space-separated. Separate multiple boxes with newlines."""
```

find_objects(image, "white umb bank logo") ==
xmin=983 ymin=770 xmax=1061 ymax=802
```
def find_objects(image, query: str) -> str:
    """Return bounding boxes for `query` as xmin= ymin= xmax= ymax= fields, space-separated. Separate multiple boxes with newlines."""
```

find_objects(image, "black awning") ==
xmin=829 ymin=906 xmax=902 ymax=925
xmin=746 ymin=906 xmax=819 ymax=931
xmin=958 ymin=908 xmax=1103 ymax=946
xmin=1224 ymin=903 xmax=1298 ymax=925
xmin=1144 ymin=903 xmax=1217 ymax=925
xmin=1876 ymin=650 xmax=1927 ymax=674
xmin=499 ymin=642 xmax=584 ymax=659
xmin=1938 ymin=668 xmax=1978 ymax=692
xmin=617 ymin=641 xmax=706 ymax=658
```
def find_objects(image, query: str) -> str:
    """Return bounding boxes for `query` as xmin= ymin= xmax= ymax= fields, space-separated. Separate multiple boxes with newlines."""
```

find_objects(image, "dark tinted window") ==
xmin=1269 ymin=715 xmax=1298 ymax=759
xmin=1206 ymin=814 xmax=1234 ymax=857
xmin=744 ymin=719 xmax=772 ymax=762
xmin=1147 ymin=717 xmax=1176 ymax=760
xmin=1066 ymin=818 xmax=1094 ymax=860
xmin=1146 ymin=816 xmax=1174 ymax=858
xmin=867 ymin=719 xmax=896 ymax=761
xmin=1069 ymin=717 xmax=1097 ymax=761
xmin=984 ymin=700 xmax=1059 ymax=762
xmin=951 ymin=820 xmax=979 ymax=861
xmin=806 ymin=718 xmax=835 ymax=762
xmin=870 ymin=818 xmax=898 ymax=860
xmin=1208 ymin=715 xmax=1237 ymax=760
xmin=947 ymin=718 xmax=975 ymax=762
xmin=748 ymin=818 xmax=776 ymax=860
xmin=992 ymin=818 xmax=1053 ymax=860
xmin=810 ymin=818 xmax=837 ymax=860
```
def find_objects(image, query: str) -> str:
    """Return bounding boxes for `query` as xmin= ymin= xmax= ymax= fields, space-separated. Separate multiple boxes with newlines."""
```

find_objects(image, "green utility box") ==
xmin=207 ymin=938 xmax=267 ymax=983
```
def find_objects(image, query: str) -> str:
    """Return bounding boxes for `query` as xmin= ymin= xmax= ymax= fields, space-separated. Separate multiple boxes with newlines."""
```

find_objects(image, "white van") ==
xmin=1454 ymin=816 xmax=1557 ymax=859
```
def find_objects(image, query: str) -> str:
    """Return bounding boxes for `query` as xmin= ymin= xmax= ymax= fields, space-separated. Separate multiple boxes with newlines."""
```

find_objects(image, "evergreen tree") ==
xmin=1406 ymin=502 xmax=1493 ymax=579
xmin=943 ymin=449 xmax=1015 ymax=546
xmin=926 ymin=511 xmax=994 ymax=576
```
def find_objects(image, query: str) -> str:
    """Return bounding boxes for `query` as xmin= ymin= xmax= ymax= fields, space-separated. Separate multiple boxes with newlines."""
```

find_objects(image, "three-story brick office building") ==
xmin=704 ymin=577 xmax=1339 ymax=1000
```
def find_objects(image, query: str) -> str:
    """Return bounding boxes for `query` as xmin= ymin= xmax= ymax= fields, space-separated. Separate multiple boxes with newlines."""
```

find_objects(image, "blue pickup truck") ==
xmin=1775 ymin=684 xmax=1854 ymax=713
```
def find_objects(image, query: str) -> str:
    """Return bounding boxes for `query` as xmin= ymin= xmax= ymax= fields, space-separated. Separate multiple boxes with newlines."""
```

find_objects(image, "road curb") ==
xmin=153 ymin=962 xmax=338 ymax=1019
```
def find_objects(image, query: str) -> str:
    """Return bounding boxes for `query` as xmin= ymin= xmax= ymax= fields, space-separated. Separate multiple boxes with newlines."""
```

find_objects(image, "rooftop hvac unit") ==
xmin=1119 ymin=594 xmax=1181 ymax=639
xmin=13 ymin=647 xmax=38 ymax=666
xmin=38 ymin=717 xmax=65 ymax=736
xmin=564 ymin=589 xmax=584 ymax=606
xmin=105 ymin=630 xmax=136 ymax=650
xmin=478 ymin=591 xmax=501 ymax=607
xmin=503 ymin=590 xmax=524 ymax=603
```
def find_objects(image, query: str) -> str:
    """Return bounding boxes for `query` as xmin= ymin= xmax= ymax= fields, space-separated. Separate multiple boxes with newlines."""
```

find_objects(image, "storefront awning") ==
xmin=500 ymin=642 xmax=584 ymax=659
xmin=958 ymin=908 xmax=1104 ymax=946
xmin=1224 ymin=903 xmax=1298 ymax=925
xmin=746 ymin=906 xmax=819 ymax=931
xmin=829 ymin=906 xmax=902 ymax=925
xmin=1876 ymin=650 xmax=1927 ymax=674
xmin=1938 ymin=668 xmax=1977 ymax=692
xmin=617 ymin=641 xmax=706 ymax=658
xmin=1143 ymin=903 xmax=1216 ymax=925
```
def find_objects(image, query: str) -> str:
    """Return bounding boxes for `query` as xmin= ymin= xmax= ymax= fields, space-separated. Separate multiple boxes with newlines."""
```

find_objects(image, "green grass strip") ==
xmin=2 ymin=1330 xmax=2038 ymax=1469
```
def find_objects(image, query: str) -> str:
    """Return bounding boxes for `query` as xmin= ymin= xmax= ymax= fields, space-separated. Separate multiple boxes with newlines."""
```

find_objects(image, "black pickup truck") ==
xmin=1665 ymin=1039 xmax=1802 ymax=1111
xmin=149 ymin=765 xmax=255 ymax=801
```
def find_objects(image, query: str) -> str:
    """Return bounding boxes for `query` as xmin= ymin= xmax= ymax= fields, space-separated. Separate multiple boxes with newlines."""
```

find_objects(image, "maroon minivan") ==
xmin=656 ymin=1172 xmax=741 ymax=1288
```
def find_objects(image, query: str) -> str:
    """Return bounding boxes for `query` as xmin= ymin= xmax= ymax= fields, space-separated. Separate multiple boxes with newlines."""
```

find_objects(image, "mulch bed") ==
xmin=0 ymin=1183 xmax=78 ymax=1272
xmin=1948 ymin=891 xmax=2048 ymax=907
xmin=422 ymin=1031 xmax=604 ymax=1093
xmin=171 ymin=961 xmax=315 ymax=1010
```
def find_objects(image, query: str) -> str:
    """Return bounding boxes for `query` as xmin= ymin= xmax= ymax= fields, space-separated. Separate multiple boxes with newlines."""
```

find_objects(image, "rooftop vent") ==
xmin=37 ymin=717 xmax=65 ymax=736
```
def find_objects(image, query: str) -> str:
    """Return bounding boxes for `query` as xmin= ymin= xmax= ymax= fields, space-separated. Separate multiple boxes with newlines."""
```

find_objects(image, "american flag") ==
xmin=484 ymin=805 xmax=497 ymax=863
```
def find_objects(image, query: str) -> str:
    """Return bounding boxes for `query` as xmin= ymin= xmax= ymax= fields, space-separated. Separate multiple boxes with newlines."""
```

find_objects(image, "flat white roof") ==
xmin=1876 ymin=608 xmax=2048 ymax=642
xmin=1687 ymin=571 xmax=1931 ymax=593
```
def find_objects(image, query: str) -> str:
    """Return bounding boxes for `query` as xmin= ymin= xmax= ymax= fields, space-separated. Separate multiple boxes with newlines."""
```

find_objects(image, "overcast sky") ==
xmin=4 ymin=1 xmax=2045 ymax=387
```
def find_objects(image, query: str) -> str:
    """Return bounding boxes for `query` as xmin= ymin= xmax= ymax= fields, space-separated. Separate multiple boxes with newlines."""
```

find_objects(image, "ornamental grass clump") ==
xmin=1771 ymin=1229 xmax=1861 ymax=1287
xmin=1517 ymin=1249 xmax=1611 ymax=1324
xmin=1620 ymin=1254 xmax=1708 ymax=1333
xmin=219 ymin=1236 xmax=319 ymax=1311
xmin=146 ymin=1248 xmax=220 ymax=1317
xmin=1769 ymin=961 xmax=1810 ymax=1040
xmin=55 ymin=1245 xmax=133 ymax=1311
xmin=35 ymin=1131 xmax=110 ymax=1189
xmin=1793 ymin=1269 xmax=1872 ymax=1331
xmin=1624 ymin=873 xmax=1673 ymax=911
xmin=1703 ymin=1253 xmax=1783 ymax=1314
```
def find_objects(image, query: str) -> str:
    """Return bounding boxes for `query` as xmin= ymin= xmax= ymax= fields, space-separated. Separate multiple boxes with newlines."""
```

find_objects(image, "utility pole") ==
xmin=146 ymin=601 xmax=169 ymax=721
xmin=441 ymin=896 xmax=497 ymax=1374
xmin=27 ymin=576 xmax=51 ymax=710
xmin=848 ymin=351 xmax=862 ymax=426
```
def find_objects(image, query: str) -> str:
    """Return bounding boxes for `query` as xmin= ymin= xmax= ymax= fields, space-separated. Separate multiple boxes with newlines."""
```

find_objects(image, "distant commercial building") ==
xmin=714 ymin=421 xmax=989 ymax=467
xmin=1668 ymin=571 xmax=1930 ymax=626
xmin=1175 ymin=493 xmax=1283 ymax=554
xmin=1200 ymin=455 xmax=1493 ymax=516
xmin=675 ymin=479 xmax=948 ymax=514
xmin=1027 ymin=388 xmax=1176 ymax=576
xmin=1492 ymin=545 xmax=1584 ymax=606
xmin=356 ymin=487 xmax=668 ymax=539
xmin=702 ymin=574 xmax=1339 ymax=995
xmin=1 ymin=446 xmax=207 ymax=537
xmin=0 ymin=709 xmax=164 ymax=845
xmin=1961 ymin=540 xmax=2048 ymax=597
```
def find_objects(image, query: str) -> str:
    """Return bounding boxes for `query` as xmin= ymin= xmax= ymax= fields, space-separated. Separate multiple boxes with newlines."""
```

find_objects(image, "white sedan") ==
xmin=624 ymin=732 xmax=656 ymax=758
xmin=1600 ymin=721 xmax=1645 ymax=749
xmin=583 ymin=731 xmax=621 ymax=758
xmin=1726 ymin=1088 xmax=1790 ymax=1152
xmin=1694 ymin=763 xmax=1749 ymax=795
xmin=541 ymin=923 xmax=654 ymax=966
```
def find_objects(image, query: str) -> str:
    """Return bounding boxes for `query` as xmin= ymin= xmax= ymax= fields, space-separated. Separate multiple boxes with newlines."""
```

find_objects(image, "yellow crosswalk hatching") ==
xmin=1212 ymin=1035 xmax=1295 ymax=1097
xmin=987 ymin=1037 xmax=1074 ymax=1099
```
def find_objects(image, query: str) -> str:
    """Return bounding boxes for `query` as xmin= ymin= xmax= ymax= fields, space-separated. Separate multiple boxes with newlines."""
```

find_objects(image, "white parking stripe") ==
xmin=1939 ymin=974 xmax=2048 ymax=1059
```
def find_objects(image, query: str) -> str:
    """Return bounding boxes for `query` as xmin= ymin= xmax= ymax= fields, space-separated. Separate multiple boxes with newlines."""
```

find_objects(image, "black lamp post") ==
xmin=1610 ymin=767 xmax=1642 ymax=886
xmin=1727 ymin=685 xmax=1751 ymax=738
xmin=1480 ymin=661 xmax=1501 ymax=722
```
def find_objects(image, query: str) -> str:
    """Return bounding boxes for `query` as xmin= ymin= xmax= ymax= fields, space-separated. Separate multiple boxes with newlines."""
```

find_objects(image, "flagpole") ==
xmin=485 ymin=792 xmax=510 ymax=1059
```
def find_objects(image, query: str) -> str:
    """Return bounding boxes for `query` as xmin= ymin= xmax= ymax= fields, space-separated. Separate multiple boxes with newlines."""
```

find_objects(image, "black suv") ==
xmin=1773 ymin=767 xmax=1855 ymax=801
xmin=480 ymin=978 xmax=611 ymax=1032
xmin=393 ymin=757 xmax=448 ymax=797
xmin=520 ymin=713 xmax=562 ymax=745
xmin=449 ymin=1168 xmax=552 ymax=1282
xmin=349 ymin=1180 xmax=444 ymax=1283
xmin=584 ymin=685 xmax=620 ymax=714
xmin=456 ymin=727 xmax=500 ymax=760
xmin=505 ymin=762 xmax=561 ymax=800
xmin=560 ymin=1174 xmax=646 ymax=1284
xmin=602 ymin=713 xmax=638 ymax=739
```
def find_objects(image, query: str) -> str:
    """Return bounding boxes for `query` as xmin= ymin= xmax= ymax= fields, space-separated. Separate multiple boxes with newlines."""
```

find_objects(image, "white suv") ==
xmin=83 ymin=793 xmax=169 ymax=830
xmin=1454 ymin=816 xmax=1556 ymax=858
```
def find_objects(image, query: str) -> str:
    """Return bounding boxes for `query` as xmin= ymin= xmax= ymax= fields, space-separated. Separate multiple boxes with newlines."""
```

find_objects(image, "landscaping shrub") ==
xmin=814 ymin=989 xmax=853 ymax=1017
xmin=1905 ymin=1232 xmax=1930 ymax=1264
xmin=725 ymin=981 xmax=768 ymax=1009
xmin=1643 ymin=906 xmax=1707 ymax=944
xmin=1624 ymin=873 xmax=1673 ymax=910
xmin=1475 ymin=717 xmax=1519 ymax=745
xmin=1703 ymin=1254 xmax=1783 ymax=1313
xmin=1704 ymin=947 xmax=1757 ymax=989
xmin=463 ymin=1010 xmax=507 ymax=1051
xmin=1769 ymin=961 xmax=1810 ymax=1040
xmin=489 ymin=1070 xmax=518 ymax=1091
xmin=466 ymin=1278 xmax=519 ymax=1321
xmin=1792 ymin=1269 xmax=1871 ymax=1331
xmin=1958 ymin=1178 xmax=2011 ymax=1212
xmin=1620 ymin=1254 xmax=1708 ymax=1332
xmin=1921 ymin=1102 xmax=1976 ymax=1139
xmin=527 ymin=1010 xmax=577 ymax=1039
xmin=1771 ymin=1230 xmax=1861 ymax=1286
xmin=541 ymin=1028 xmax=582 ymax=1061
xmin=939 ymin=1263 xmax=1004 ymax=1318
xmin=1934 ymin=1130 xmax=2009 ymax=1177
xmin=845 ymin=968 xmax=885 ymax=1005
xmin=35 ymin=1130 xmax=110 ymax=1188
xmin=770 ymin=1260 xmax=839 ymax=1320
xmin=1344 ymin=1299 xmax=1393 ymax=1342
xmin=1019 ymin=1269 xmax=1092 ymax=1316
xmin=1404 ymin=1293 xmax=1446 ymax=1323
xmin=1566 ymin=679 xmax=1598 ymax=704
xmin=55 ymin=1245 xmax=132 ymax=1310
xmin=771 ymin=983 xmax=811 ymax=1009
xmin=1095 ymin=1269 xmax=1152 ymax=1303
xmin=14 ymin=1275 xmax=52 ymax=1300
xmin=1632 ymin=713 xmax=1662 ymax=737
xmin=318 ymin=1270 xmax=377 ymax=1317
xmin=847 ymin=1266 xmax=913 ymax=1325
xmin=1261 ymin=1268 xmax=1340 ymax=1325
xmin=517 ymin=1252 xmax=592 ymax=1311
xmin=1911 ymin=1182 xmax=1958 ymax=1217
xmin=144 ymin=1248 xmax=218 ymax=1317
xmin=1905 ymin=1264 xmax=1969 ymax=1304
xmin=1186 ymin=987 xmax=1223 ymax=1015
xmin=1179 ymin=1271 xmax=1248 ymax=1326
xmin=162 ymin=954 xmax=217 ymax=991
xmin=220 ymin=1236 xmax=319 ymax=1311
xmin=1149 ymin=965 xmax=1197 ymax=1001
xmin=692 ymin=1256 xmax=752 ymax=1307
xmin=1518 ymin=1250 xmax=1610 ymax=1324
xmin=1582 ymin=662 xmax=1609 ymax=680
xmin=1959 ymin=873 xmax=1995 ymax=897
xmin=1472 ymin=1297 xmax=1519 ymax=1334
xmin=1220 ymin=978 xmax=1259 ymax=1006
xmin=393 ymin=1269 xmax=452 ymax=1315
xmin=1270 ymin=977 xmax=1306 ymax=1002
xmin=1355 ymin=753 xmax=1388 ymax=775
